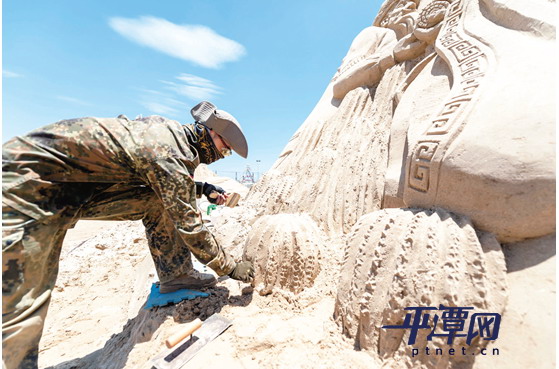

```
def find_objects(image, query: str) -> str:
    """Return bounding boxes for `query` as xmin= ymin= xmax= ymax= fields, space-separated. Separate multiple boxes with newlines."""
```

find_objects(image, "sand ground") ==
xmin=37 ymin=216 xmax=555 ymax=369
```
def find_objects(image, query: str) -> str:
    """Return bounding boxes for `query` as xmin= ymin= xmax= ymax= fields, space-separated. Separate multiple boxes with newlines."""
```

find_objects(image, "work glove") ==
xmin=228 ymin=261 xmax=255 ymax=283
xmin=202 ymin=182 xmax=225 ymax=204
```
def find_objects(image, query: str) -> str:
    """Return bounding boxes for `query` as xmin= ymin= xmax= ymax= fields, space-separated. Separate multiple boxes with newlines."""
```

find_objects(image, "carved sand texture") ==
xmin=243 ymin=214 xmax=324 ymax=296
xmin=334 ymin=207 xmax=508 ymax=369
xmin=245 ymin=65 xmax=407 ymax=236
xmin=397 ymin=0 xmax=556 ymax=242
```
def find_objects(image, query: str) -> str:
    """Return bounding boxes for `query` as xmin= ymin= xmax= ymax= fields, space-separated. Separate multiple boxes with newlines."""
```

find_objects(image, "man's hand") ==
xmin=202 ymin=183 xmax=228 ymax=205
xmin=228 ymin=261 xmax=255 ymax=283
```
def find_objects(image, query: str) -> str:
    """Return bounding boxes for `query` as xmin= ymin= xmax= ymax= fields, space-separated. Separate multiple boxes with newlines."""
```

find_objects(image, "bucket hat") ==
xmin=190 ymin=101 xmax=248 ymax=158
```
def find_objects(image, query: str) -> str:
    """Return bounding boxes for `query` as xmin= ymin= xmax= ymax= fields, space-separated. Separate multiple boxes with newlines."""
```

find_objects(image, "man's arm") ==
xmin=142 ymin=156 xmax=236 ymax=276
xmin=195 ymin=181 xmax=204 ymax=198
xmin=195 ymin=181 xmax=228 ymax=205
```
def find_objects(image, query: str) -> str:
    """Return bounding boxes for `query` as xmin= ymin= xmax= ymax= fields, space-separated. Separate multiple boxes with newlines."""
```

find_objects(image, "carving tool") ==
xmin=224 ymin=192 xmax=241 ymax=207
xmin=151 ymin=314 xmax=232 ymax=369
xmin=208 ymin=191 xmax=241 ymax=208
xmin=165 ymin=318 xmax=202 ymax=348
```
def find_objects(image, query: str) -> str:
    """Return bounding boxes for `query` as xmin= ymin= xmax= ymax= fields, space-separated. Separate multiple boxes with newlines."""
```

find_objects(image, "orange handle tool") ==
xmin=165 ymin=318 xmax=202 ymax=348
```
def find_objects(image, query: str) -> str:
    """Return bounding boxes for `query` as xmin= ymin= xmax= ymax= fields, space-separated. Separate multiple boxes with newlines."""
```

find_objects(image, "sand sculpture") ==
xmin=36 ymin=0 xmax=554 ymax=367
xmin=243 ymin=214 xmax=323 ymax=296
xmin=246 ymin=0 xmax=555 ymax=240
xmin=231 ymin=0 xmax=555 ymax=367
xmin=335 ymin=208 xmax=508 ymax=368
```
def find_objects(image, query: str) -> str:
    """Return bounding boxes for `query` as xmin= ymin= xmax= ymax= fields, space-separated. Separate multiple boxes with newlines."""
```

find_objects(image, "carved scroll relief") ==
xmin=405 ymin=0 xmax=494 ymax=205
xmin=414 ymin=0 xmax=452 ymax=43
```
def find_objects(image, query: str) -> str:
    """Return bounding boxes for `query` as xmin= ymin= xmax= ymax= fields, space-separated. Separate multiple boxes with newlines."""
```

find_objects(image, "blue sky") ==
xmin=3 ymin=0 xmax=382 ymax=178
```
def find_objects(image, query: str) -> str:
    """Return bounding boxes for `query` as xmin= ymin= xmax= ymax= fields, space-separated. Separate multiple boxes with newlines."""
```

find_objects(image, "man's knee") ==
xmin=2 ymin=209 xmax=61 ymax=369
xmin=2 ymin=295 xmax=50 ymax=369
xmin=2 ymin=226 xmax=27 ymax=317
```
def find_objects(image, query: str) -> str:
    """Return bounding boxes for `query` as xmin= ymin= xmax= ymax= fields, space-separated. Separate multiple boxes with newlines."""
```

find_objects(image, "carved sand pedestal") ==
xmin=334 ymin=208 xmax=508 ymax=369
xmin=243 ymin=214 xmax=323 ymax=296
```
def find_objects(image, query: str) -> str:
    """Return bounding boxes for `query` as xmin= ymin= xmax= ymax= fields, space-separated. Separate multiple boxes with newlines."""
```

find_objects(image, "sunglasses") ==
xmin=218 ymin=134 xmax=232 ymax=157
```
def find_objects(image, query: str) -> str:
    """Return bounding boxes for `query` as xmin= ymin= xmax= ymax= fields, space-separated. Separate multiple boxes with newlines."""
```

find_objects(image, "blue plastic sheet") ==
xmin=144 ymin=283 xmax=210 ymax=309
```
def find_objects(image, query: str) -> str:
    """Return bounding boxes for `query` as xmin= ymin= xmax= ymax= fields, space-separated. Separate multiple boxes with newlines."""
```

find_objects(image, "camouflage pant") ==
xmin=2 ymin=185 xmax=196 ymax=369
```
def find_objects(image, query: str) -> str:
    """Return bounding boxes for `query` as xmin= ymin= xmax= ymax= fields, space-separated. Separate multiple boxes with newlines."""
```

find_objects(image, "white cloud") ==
xmin=56 ymin=96 xmax=91 ymax=106
xmin=140 ymin=73 xmax=221 ymax=117
xmin=137 ymin=88 xmax=166 ymax=96
xmin=3 ymin=70 xmax=22 ymax=78
xmin=140 ymin=88 xmax=190 ymax=117
xmin=176 ymin=74 xmax=217 ymax=88
xmin=108 ymin=16 xmax=246 ymax=68
xmin=143 ymin=102 xmax=180 ymax=116
xmin=162 ymin=73 xmax=222 ymax=101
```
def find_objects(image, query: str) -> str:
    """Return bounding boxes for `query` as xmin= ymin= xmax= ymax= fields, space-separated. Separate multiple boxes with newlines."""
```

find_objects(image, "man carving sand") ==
xmin=2 ymin=101 xmax=254 ymax=368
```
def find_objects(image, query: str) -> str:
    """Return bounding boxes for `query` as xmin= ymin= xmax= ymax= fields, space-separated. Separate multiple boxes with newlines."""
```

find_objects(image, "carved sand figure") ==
xmin=233 ymin=0 xmax=555 ymax=367
xmin=331 ymin=0 xmax=419 ymax=99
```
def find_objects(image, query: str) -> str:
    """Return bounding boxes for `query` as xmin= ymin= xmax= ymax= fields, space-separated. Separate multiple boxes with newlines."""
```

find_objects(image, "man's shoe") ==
xmin=159 ymin=270 xmax=218 ymax=293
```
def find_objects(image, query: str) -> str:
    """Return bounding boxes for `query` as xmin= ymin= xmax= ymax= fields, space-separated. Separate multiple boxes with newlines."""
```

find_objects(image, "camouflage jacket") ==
xmin=2 ymin=116 xmax=236 ymax=276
